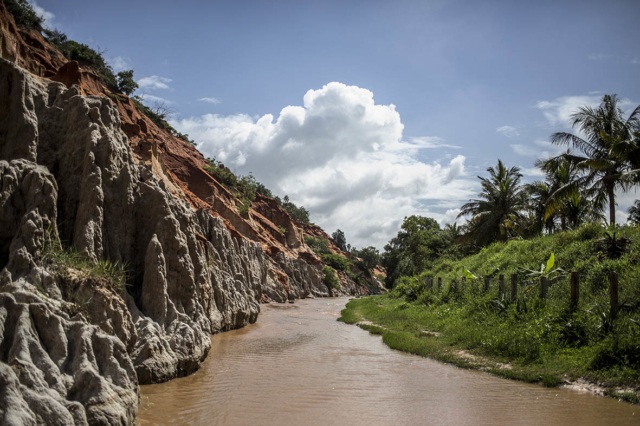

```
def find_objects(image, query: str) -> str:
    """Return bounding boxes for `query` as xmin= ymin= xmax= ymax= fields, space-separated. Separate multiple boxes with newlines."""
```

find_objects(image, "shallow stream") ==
xmin=138 ymin=298 xmax=637 ymax=425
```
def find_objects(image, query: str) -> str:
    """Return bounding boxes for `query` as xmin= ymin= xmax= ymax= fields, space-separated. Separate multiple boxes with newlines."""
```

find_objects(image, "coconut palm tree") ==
xmin=548 ymin=94 xmax=640 ymax=226
xmin=629 ymin=200 xmax=640 ymax=224
xmin=458 ymin=159 xmax=528 ymax=246
xmin=525 ymin=181 xmax=558 ymax=234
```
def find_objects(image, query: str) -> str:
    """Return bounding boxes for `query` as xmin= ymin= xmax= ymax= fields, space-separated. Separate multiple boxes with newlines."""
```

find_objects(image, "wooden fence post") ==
xmin=499 ymin=274 xmax=505 ymax=297
xmin=511 ymin=274 xmax=517 ymax=301
xmin=570 ymin=271 xmax=579 ymax=306
xmin=484 ymin=276 xmax=490 ymax=292
xmin=540 ymin=276 xmax=547 ymax=298
xmin=437 ymin=277 xmax=442 ymax=290
xmin=610 ymin=271 xmax=619 ymax=313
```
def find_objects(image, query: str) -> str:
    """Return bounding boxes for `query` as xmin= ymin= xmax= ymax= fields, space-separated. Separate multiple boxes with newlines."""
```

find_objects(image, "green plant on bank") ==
xmin=43 ymin=29 xmax=119 ymax=92
xmin=4 ymin=0 xmax=44 ymax=30
xmin=322 ymin=266 xmax=340 ymax=290
xmin=345 ymin=223 xmax=640 ymax=397
xmin=278 ymin=226 xmax=287 ymax=234
xmin=304 ymin=235 xmax=330 ymax=255
xmin=238 ymin=198 xmax=252 ymax=216
xmin=321 ymin=253 xmax=352 ymax=272
xmin=40 ymin=230 xmax=130 ymax=293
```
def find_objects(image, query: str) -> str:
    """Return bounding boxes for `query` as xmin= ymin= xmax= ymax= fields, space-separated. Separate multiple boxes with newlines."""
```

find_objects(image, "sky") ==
xmin=32 ymin=0 xmax=640 ymax=249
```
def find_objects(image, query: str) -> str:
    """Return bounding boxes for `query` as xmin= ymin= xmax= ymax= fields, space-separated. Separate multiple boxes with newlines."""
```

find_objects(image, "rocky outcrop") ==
xmin=0 ymin=57 xmax=276 ymax=423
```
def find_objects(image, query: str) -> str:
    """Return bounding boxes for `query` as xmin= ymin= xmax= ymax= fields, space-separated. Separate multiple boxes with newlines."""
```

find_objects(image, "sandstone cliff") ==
xmin=0 ymin=2 xmax=384 ymax=424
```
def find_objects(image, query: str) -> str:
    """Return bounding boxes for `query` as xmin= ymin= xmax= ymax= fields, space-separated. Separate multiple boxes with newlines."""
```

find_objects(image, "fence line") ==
xmin=421 ymin=270 xmax=620 ymax=308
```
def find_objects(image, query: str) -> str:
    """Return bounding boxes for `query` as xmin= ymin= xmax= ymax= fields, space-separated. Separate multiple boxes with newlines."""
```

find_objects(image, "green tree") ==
xmin=322 ymin=266 xmax=340 ymax=290
xmin=5 ymin=0 xmax=43 ymax=30
xmin=549 ymin=94 xmax=640 ymax=226
xmin=358 ymin=246 xmax=380 ymax=270
xmin=331 ymin=229 xmax=347 ymax=252
xmin=116 ymin=70 xmax=138 ymax=96
xmin=458 ymin=159 xmax=527 ymax=246
xmin=382 ymin=216 xmax=449 ymax=287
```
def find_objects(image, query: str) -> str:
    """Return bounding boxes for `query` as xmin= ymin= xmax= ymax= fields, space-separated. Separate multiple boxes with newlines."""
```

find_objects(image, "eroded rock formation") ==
xmin=0 ymin=3 xmax=384 ymax=424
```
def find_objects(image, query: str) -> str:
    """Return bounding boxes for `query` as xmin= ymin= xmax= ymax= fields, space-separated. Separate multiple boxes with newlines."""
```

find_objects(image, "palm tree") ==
xmin=629 ymin=200 xmax=640 ymax=224
xmin=458 ymin=159 xmax=528 ymax=246
xmin=548 ymin=94 xmax=640 ymax=226
xmin=525 ymin=181 xmax=558 ymax=234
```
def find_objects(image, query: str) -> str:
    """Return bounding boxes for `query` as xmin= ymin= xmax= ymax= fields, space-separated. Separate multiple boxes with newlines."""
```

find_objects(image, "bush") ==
xmin=322 ymin=266 xmax=340 ymax=290
xmin=5 ymin=0 xmax=43 ymax=30
xmin=321 ymin=253 xmax=352 ymax=272
xmin=44 ymin=30 xmax=118 ymax=91
xmin=304 ymin=235 xmax=330 ymax=255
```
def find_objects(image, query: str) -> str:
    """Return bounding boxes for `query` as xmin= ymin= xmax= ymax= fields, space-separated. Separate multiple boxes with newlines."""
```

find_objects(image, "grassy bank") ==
xmin=339 ymin=224 xmax=640 ymax=403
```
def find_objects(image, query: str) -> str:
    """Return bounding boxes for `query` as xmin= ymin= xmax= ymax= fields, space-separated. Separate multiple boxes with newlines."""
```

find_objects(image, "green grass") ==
xmin=40 ymin=233 xmax=129 ymax=293
xmin=339 ymin=224 xmax=640 ymax=401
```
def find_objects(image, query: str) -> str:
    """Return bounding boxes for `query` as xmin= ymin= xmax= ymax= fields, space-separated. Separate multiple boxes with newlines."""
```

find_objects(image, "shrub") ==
xmin=304 ymin=235 xmax=330 ymax=255
xmin=5 ymin=0 xmax=43 ymax=30
xmin=321 ymin=253 xmax=352 ymax=272
xmin=322 ymin=266 xmax=340 ymax=290
xmin=238 ymin=198 xmax=252 ymax=216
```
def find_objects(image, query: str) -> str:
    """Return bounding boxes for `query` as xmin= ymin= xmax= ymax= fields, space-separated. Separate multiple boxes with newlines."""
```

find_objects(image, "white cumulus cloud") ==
xmin=138 ymin=75 xmax=173 ymax=90
xmin=496 ymin=125 xmax=519 ymax=138
xmin=172 ymin=82 xmax=476 ymax=249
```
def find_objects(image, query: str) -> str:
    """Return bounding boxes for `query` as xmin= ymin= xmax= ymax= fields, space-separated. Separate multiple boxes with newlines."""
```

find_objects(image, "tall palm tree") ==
xmin=549 ymin=94 xmax=640 ymax=226
xmin=458 ymin=159 xmax=528 ymax=246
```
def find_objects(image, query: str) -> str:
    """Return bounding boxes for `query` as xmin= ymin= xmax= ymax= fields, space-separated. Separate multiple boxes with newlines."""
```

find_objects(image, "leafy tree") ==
xmin=629 ymin=201 xmax=640 ymax=224
xmin=382 ymin=216 xmax=450 ymax=287
xmin=5 ymin=0 xmax=43 ymax=30
xmin=331 ymin=229 xmax=347 ymax=251
xmin=358 ymin=246 xmax=380 ymax=270
xmin=458 ymin=159 xmax=528 ymax=246
xmin=548 ymin=94 xmax=640 ymax=226
xmin=116 ymin=70 xmax=138 ymax=96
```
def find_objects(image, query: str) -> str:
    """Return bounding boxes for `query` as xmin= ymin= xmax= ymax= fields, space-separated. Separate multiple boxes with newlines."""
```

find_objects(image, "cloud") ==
xmin=496 ymin=125 xmax=519 ymax=138
xmin=535 ymin=94 xmax=637 ymax=130
xmin=172 ymin=82 xmax=476 ymax=249
xmin=510 ymin=140 xmax=564 ymax=159
xmin=521 ymin=167 xmax=545 ymax=178
xmin=632 ymin=58 xmax=640 ymax=65
xmin=109 ymin=56 xmax=131 ymax=72
xmin=439 ymin=208 xmax=464 ymax=227
xmin=138 ymin=75 xmax=173 ymax=90
xmin=27 ymin=0 xmax=56 ymax=29
xmin=408 ymin=136 xmax=461 ymax=149
xmin=199 ymin=97 xmax=221 ymax=104
xmin=138 ymin=94 xmax=173 ymax=105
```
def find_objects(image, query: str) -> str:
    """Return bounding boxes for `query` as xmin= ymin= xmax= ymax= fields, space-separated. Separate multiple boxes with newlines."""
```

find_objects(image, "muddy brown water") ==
xmin=138 ymin=298 xmax=638 ymax=426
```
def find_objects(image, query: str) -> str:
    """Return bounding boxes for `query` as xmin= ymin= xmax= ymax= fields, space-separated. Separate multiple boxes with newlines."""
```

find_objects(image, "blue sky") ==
xmin=33 ymin=0 xmax=640 ymax=249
